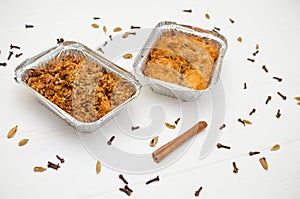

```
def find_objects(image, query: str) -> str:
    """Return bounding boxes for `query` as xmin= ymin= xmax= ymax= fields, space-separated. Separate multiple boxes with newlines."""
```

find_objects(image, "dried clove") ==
xmin=0 ymin=62 xmax=7 ymax=67
xmin=56 ymin=155 xmax=65 ymax=163
xmin=194 ymin=186 xmax=203 ymax=197
xmin=243 ymin=82 xmax=247 ymax=89
xmin=119 ymin=174 xmax=129 ymax=185
xmin=15 ymin=53 xmax=23 ymax=58
xmin=25 ymin=24 xmax=34 ymax=28
xmin=10 ymin=44 xmax=21 ymax=49
xmin=219 ymin=123 xmax=226 ymax=130
xmin=119 ymin=188 xmax=132 ymax=196
xmin=93 ymin=17 xmax=101 ymax=20
xmin=232 ymin=162 xmax=239 ymax=174
xmin=247 ymin=58 xmax=255 ymax=63
xmin=174 ymin=117 xmax=181 ymax=125
xmin=249 ymin=151 xmax=260 ymax=156
xmin=276 ymin=109 xmax=281 ymax=118
xmin=249 ymin=108 xmax=256 ymax=116
xmin=7 ymin=51 xmax=13 ymax=60
xmin=252 ymin=50 xmax=259 ymax=56
xmin=277 ymin=92 xmax=287 ymax=100
xmin=238 ymin=118 xmax=245 ymax=126
xmin=47 ymin=161 xmax=60 ymax=170
xmin=107 ymin=136 xmax=115 ymax=145
xmin=57 ymin=38 xmax=64 ymax=44
xmin=124 ymin=185 xmax=133 ymax=193
xmin=259 ymin=157 xmax=268 ymax=170
xmin=130 ymin=25 xmax=141 ymax=29
xmin=103 ymin=41 xmax=108 ymax=47
xmin=273 ymin=76 xmax=283 ymax=82
xmin=265 ymin=96 xmax=272 ymax=105
xmin=97 ymin=47 xmax=104 ymax=54
xmin=145 ymin=175 xmax=160 ymax=185
xmin=109 ymin=35 xmax=112 ymax=41
xmin=182 ymin=9 xmax=192 ymax=13
xmin=131 ymin=126 xmax=139 ymax=131
xmin=229 ymin=18 xmax=235 ymax=23
xmin=213 ymin=27 xmax=221 ymax=32
xmin=216 ymin=143 xmax=231 ymax=149
xmin=262 ymin=65 xmax=268 ymax=73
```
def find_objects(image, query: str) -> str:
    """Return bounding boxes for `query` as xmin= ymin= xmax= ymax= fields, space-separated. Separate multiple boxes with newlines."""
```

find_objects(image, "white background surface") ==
xmin=1 ymin=0 xmax=300 ymax=198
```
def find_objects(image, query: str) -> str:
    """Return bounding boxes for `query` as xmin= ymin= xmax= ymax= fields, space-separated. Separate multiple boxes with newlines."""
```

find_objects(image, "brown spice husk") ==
xmin=122 ymin=53 xmax=133 ymax=59
xmin=7 ymin=125 xmax=18 ymax=138
xmin=205 ymin=13 xmax=210 ymax=19
xmin=242 ymin=119 xmax=252 ymax=125
xmin=113 ymin=27 xmax=122 ymax=32
xmin=91 ymin=23 xmax=99 ymax=28
xmin=96 ymin=160 xmax=101 ymax=174
xmin=165 ymin=122 xmax=176 ymax=129
xmin=271 ymin=144 xmax=280 ymax=151
xmin=150 ymin=136 xmax=159 ymax=147
xmin=103 ymin=26 xmax=107 ymax=34
xmin=18 ymin=138 xmax=29 ymax=146
xmin=237 ymin=37 xmax=242 ymax=42
xmin=34 ymin=166 xmax=46 ymax=172
xmin=259 ymin=157 xmax=268 ymax=170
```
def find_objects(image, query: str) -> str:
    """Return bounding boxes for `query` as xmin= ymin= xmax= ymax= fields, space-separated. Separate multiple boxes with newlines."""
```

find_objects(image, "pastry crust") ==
xmin=143 ymin=30 xmax=221 ymax=90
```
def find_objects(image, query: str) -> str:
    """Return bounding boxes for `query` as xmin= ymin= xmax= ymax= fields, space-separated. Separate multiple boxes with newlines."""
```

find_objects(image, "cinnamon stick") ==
xmin=152 ymin=121 xmax=207 ymax=163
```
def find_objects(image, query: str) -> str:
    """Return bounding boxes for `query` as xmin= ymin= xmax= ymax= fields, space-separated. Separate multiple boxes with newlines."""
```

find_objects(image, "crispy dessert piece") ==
xmin=25 ymin=55 xmax=135 ymax=123
xmin=143 ymin=30 xmax=221 ymax=90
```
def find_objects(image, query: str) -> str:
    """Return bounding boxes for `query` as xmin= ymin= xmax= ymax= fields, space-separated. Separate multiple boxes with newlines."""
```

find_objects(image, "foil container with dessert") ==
xmin=134 ymin=21 xmax=227 ymax=101
xmin=15 ymin=41 xmax=141 ymax=133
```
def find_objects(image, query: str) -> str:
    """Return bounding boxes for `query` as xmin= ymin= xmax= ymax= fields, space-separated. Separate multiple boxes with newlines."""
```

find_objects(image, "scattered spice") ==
xmin=249 ymin=108 xmax=256 ymax=116
xmin=0 ymin=62 xmax=7 ymax=67
xmin=109 ymin=35 xmax=112 ymax=41
xmin=229 ymin=18 xmax=235 ymax=23
xmin=271 ymin=144 xmax=280 ymax=151
xmin=165 ymin=122 xmax=176 ymax=129
xmin=273 ymin=76 xmax=283 ymax=82
xmin=237 ymin=36 xmax=242 ymax=42
xmin=277 ymin=92 xmax=287 ymax=100
xmin=194 ymin=186 xmax=203 ymax=197
xmin=131 ymin=126 xmax=139 ymax=131
xmin=238 ymin=118 xmax=245 ymax=126
xmin=219 ymin=123 xmax=226 ymax=130
xmin=25 ymin=24 xmax=34 ymax=28
xmin=10 ymin=44 xmax=21 ymax=50
xmin=91 ymin=23 xmax=99 ymax=28
xmin=33 ymin=166 xmax=47 ymax=172
xmin=242 ymin=119 xmax=252 ymax=125
xmin=265 ymin=96 xmax=272 ymax=105
xmin=124 ymin=185 xmax=133 ymax=193
xmin=103 ymin=41 xmax=108 ymax=47
xmin=182 ymin=9 xmax=192 ymax=13
xmin=56 ymin=155 xmax=65 ymax=163
xmin=122 ymin=32 xmax=130 ymax=38
xmin=130 ymin=25 xmax=141 ymax=29
xmin=232 ymin=162 xmax=239 ymax=174
xmin=113 ymin=27 xmax=122 ymax=32
xmin=15 ymin=53 xmax=23 ymax=58
xmin=145 ymin=175 xmax=160 ymax=185
xmin=107 ymin=136 xmax=115 ymax=145
xmin=243 ymin=82 xmax=247 ymax=89
xmin=119 ymin=174 xmax=129 ymax=184
xmin=119 ymin=188 xmax=132 ymax=196
xmin=150 ymin=136 xmax=159 ymax=147
xmin=7 ymin=125 xmax=18 ymax=138
xmin=18 ymin=138 xmax=29 ymax=146
xmin=249 ymin=151 xmax=260 ymax=156
xmin=259 ymin=157 xmax=268 ymax=170
xmin=47 ymin=161 xmax=60 ymax=170
xmin=103 ymin=25 xmax=107 ymax=34
xmin=213 ymin=27 xmax=221 ymax=32
xmin=262 ymin=65 xmax=268 ymax=73
xmin=122 ymin=53 xmax=133 ymax=59
xmin=174 ymin=117 xmax=180 ymax=125
xmin=96 ymin=160 xmax=101 ymax=174
xmin=93 ymin=17 xmax=101 ymax=20
xmin=205 ymin=13 xmax=210 ymax=19
xmin=256 ymin=44 xmax=260 ymax=50
xmin=216 ymin=143 xmax=230 ymax=149
xmin=57 ymin=38 xmax=64 ymax=44
xmin=294 ymin=96 xmax=300 ymax=101
xmin=97 ymin=47 xmax=104 ymax=54
xmin=276 ymin=109 xmax=281 ymax=118
xmin=252 ymin=50 xmax=259 ymax=56
xmin=247 ymin=58 xmax=255 ymax=63
xmin=7 ymin=51 xmax=13 ymax=60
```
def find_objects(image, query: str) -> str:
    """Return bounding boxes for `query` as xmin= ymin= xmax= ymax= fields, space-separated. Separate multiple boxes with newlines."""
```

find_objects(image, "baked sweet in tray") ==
xmin=143 ymin=29 xmax=221 ymax=90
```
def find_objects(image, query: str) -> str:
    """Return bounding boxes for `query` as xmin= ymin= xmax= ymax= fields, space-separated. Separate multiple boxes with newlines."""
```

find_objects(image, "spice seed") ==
xmin=219 ymin=123 xmax=226 ymax=130
xmin=113 ymin=27 xmax=122 ymax=32
xmin=103 ymin=26 xmax=107 ymax=34
xmin=91 ymin=23 xmax=99 ymax=28
xmin=7 ymin=125 xmax=18 ymax=138
xmin=232 ymin=162 xmax=239 ymax=174
xmin=122 ymin=32 xmax=130 ymax=38
xmin=18 ymin=138 xmax=29 ymax=146
xmin=237 ymin=36 xmax=242 ymax=42
xmin=150 ymin=136 xmax=159 ymax=147
xmin=205 ymin=13 xmax=210 ymax=19
xmin=165 ymin=122 xmax=176 ymax=129
xmin=259 ymin=157 xmax=268 ymax=170
xmin=256 ymin=44 xmax=260 ymax=50
xmin=96 ymin=160 xmax=101 ymax=174
xmin=294 ymin=96 xmax=300 ymax=101
xmin=276 ymin=109 xmax=281 ymax=118
xmin=122 ymin=53 xmax=133 ymax=59
xmin=34 ymin=166 xmax=46 ymax=172
xmin=242 ymin=119 xmax=252 ymax=125
xmin=271 ymin=144 xmax=280 ymax=151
